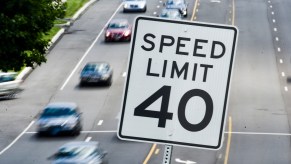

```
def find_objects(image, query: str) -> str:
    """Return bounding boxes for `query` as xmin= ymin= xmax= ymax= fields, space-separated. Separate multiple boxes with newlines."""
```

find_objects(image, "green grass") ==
xmin=43 ymin=0 xmax=89 ymax=41
xmin=65 ymin=0 xmax=89 ymax=17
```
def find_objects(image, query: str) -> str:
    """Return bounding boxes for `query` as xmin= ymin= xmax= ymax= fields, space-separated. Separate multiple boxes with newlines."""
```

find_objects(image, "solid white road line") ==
xmin=24 ymin=130 xmax=117 ymax=134
xmin=60 ymin=3 xmax=123 ymax=90
xmin=23 ymin=130 xmax=291 ymax=136
xmin=0 ymin=121 xmax=35 ymax=156
xmin=226 ymin=131 xmax=291 ymax=136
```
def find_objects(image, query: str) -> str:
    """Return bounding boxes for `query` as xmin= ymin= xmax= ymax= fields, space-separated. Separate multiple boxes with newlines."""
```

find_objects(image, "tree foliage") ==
xmin=0 ymin=0 xmax=66 ymax=71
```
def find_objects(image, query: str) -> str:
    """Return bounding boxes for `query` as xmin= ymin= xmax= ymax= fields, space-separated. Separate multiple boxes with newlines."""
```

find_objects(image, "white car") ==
xmin=0 ymin=72 xmax=23 ymax=98
xmin=123 ymin=0 xmax=147 ymax=12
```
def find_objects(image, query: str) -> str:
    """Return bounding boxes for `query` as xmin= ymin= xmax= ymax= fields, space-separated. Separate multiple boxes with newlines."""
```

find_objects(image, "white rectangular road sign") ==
xmin=118 ymin=16 xmax=238 ymax=149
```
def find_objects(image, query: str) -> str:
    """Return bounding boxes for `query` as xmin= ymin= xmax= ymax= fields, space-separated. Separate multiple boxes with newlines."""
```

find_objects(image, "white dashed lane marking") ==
xmin=285 ymin=87 xmax=288 ymax=92
xmin=279 ymin=59 xmax=283 ymax=63
xmin=97 ymin=120 xmax=103 ymax=126
xmin=282 ymin=72 xmax=285 ymax=77
xmin=85 ymin=137 xmax=92 ymax=142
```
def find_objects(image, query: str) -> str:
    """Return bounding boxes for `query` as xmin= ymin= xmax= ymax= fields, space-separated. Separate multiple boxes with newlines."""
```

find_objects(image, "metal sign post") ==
xmin=162 ymin=145 xmax=173 ymax=164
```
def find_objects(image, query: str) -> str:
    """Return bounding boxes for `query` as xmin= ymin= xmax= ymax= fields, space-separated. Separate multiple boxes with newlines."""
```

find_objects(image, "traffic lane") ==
xmin=228 ymin=134 xmax=291 ymax=164
xmin=0 ymin=133 xmax=88 ymax=164
xmin=0 ymin=0 xmax=121 ymax=151
xmin=228 ymin=0 xmax=290 ymax=163
xmin=191 ymin=0 xmax=231 ymax=23
xmin=58 ymin=1 xmax=160 ymax=130
xmin=269 ymin=0 xmax=291 ymax=129
xmin=229 ymin=0 xmax=288 ymax=133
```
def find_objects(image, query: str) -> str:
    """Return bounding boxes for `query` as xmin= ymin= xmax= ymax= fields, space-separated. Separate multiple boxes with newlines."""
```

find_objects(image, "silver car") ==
xmin=50 ymin=141 xmax=107 ymax=164
xmin=0 ymin=72 xmax=23 ymax=98
xmin=37 ymin=102 xmax=82 ymax=136
xmin=123 ymin=0 xmax=147 ymax=12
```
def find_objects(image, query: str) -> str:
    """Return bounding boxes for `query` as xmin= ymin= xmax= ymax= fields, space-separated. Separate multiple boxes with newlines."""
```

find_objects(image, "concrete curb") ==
xmin=17 ymin=0 xmax=98 ymax=81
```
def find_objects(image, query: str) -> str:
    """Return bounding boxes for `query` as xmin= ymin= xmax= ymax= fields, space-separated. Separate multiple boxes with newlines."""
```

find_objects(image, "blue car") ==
xmin=80 ymin=62 xmax=113 ymax=86
xmin=164 ymin=0 xmax=188 ymax=17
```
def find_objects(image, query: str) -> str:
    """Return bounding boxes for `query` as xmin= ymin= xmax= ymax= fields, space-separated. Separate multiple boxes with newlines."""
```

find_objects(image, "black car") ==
xmin=49 ymin=141 xmax=107 ymax=164
xmin=164 ymin=0 xmax=188 ymax=17
xmin=80 ymin=62 xmax=113 ymax=86
xmin=36 ymin=102 xmax=82 ymax=136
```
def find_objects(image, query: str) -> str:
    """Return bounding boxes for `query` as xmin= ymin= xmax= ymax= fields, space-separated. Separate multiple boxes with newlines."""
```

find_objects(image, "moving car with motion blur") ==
xmin=159 ymin=8 xmax=182 ymax=20
xmin=0 ymin=72 xmax=23 ymax=98
xmin=49 ymin=141 xmax=107 ymax=164
xmin=36 ymin=102 xmax=82 ymax=136
xmin=164 ymin=0 xmax=188 ymax=17
xmin=105 ymin=19 xmax=132 ymax=42
xmin=80 ymin=62 xmax=113 ymax=86
xmin=123 ymin=0 xmax=147 ymax=12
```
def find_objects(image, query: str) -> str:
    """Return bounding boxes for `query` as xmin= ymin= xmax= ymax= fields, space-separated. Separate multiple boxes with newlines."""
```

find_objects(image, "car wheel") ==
xmin=143 ymin=6 xmax=147 ymax=12
xmin=106 ymin=77 xmax=112 ymax=86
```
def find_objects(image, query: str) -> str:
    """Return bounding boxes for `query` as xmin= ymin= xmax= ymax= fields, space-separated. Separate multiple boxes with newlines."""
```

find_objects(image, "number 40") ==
xmin=134 ymin=85 xmax=213 ymax=132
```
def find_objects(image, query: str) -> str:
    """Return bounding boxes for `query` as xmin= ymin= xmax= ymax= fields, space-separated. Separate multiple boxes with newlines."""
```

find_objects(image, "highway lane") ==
xmin=2 ymin=0 xmax=291 ymax=164
xmin=150 ymin=0 xmax=291 ymax=163
xmin=228 ymin=0 xmax=291 ymax=163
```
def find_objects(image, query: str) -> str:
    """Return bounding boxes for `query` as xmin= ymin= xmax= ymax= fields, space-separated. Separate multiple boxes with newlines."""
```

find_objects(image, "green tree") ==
xmin=0 ymin=0 xmax=66 ymax=71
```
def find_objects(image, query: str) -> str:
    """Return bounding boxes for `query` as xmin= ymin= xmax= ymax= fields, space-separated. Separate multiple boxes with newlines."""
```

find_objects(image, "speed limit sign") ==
xmin=118 ymin=16 xmax=238 ymax=149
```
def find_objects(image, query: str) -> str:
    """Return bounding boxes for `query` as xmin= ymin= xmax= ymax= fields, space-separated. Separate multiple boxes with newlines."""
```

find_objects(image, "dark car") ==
xmin=36 ymin=102 xmax=82 ymax=136
xmin=164 ymin=0 xmax=188 ymax=17
xmin=50 ymin=141 xmax=107 ymax=164
xmin=105 ymin=19 xmax=132 ymax=42
xmin=159 ymin=8 xmax=182 ymax=20
xmin=80 ymin=62 xmax=113 ymax=86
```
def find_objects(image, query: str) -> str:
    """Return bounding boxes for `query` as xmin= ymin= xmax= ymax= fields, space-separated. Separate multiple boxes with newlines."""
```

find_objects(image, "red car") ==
xmin=105 ymin=19 xmax=132 ymax=42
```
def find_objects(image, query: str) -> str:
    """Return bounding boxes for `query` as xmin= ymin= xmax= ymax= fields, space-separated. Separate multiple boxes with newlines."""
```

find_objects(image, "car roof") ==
xmin=45 ymin=102 xmax=78 ymax=109
xmin=60 ymin=141 xmax=99 ymax=149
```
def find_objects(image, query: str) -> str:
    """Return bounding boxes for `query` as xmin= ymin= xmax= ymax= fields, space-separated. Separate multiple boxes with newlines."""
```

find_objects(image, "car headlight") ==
xmin=63 ymin=121 xmax=77 ymax=128
xmin=124 ymin=30 xmax=131 ymax=36
xmin=38 ymin=122 xmax=49 ymax=128
xmin=106 ymin=31 xmax=110 ymax=37
xmin=101 ymin=74 xmax=110 ymax=80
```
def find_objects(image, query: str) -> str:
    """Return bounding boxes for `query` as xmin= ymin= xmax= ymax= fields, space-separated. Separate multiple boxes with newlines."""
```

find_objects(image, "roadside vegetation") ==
xmin=45 ymin=0 xmax=89 ymax=41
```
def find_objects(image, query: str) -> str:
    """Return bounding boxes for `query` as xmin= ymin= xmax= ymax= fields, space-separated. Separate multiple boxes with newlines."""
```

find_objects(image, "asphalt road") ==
xmin=1 ymin=0 xmax=291 ymax=163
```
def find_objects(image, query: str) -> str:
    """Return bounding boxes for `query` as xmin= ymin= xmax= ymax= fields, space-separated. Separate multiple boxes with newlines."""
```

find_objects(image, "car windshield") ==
xmin=41 ymin=107 xmax=76 ymax=117
xmin=108 ymin=22 xmax=128 ymax=29
xmin=82 ymin=64 xmax=96 ymax=72
xmin=0 ymin=74 xmax=16 ymax=83
xmin=160 ymin=10 xmax=180 ymax=18
xmin=82 ymin=64 xmax=108 ymax=73
xmin=55 ymin=146 xmax=99 ymax=159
